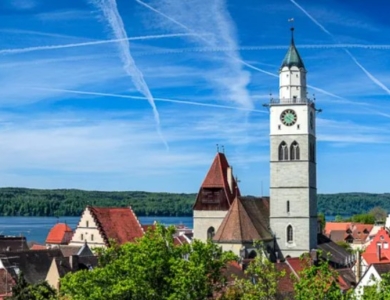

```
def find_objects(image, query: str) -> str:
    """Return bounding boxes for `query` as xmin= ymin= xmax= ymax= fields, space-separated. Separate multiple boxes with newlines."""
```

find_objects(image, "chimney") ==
xmin=227 ymin=166 xmax=233 ymax=193
xmin=356 ymin=252 xmax=362 ymax=282
xmin=69 ymin=255 xmax=79 ymax=271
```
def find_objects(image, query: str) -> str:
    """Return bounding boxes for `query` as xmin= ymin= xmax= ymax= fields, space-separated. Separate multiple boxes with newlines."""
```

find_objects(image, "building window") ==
xmin=278 ymin=141 xmax=288 ymax=161
xmin=287 ymin=201 xmax=290 ymax=213
xmin=290 ymin=141 xmax=300 ymax=160
xmin=81 ymin=234 xmax=84 ymax=240
xmin=287 ymin=225 xmax=293 ymax=243
xmin=86 ymin=221 xmax=89 ymax=228
xmin=207 ymin=227 xmax=215 ymax=240
xmin=91 ymin=234 xmax=94 ymax=241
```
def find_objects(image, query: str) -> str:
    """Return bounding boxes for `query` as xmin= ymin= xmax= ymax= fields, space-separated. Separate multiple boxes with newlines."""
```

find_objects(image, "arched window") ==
xmin=287 ymin=225 xmax=293 ymax=243
xmin=287 ymin=200 xmax=290 ymax=213
xmin=207 ymin=227 xmax=215 ymax=240
xmin=290 ymin=141 xmax=300 ymax=160
xmin=278 ymin=141 xmax=288 ymax=161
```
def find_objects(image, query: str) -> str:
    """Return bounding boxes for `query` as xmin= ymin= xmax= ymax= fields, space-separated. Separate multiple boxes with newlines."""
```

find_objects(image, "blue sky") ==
xmin=0 ymin=0 xmax=389 ymax=195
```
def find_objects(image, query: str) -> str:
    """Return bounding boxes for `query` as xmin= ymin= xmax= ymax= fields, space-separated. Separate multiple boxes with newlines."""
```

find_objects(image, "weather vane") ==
xmin=288 ymin=18 xmax=295 ymax=31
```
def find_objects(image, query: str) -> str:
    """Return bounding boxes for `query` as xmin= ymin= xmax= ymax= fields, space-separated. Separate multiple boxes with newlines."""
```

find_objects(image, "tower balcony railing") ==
xmin=269 ymin=97 xmax=315 ymax=106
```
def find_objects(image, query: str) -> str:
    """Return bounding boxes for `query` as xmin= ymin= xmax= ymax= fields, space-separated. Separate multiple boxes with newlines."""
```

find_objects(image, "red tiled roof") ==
xmin=193 ymin=152 xmax=240 ymax=211
xmin=324 ymin=222 xmax=373 ymax=244
xmin=362 ymin=227 xmax=390 ymax=264
xmin=45 ymin=223 xmax=73 ymax=244
xmin=223 ymin=261 xmax=246 ymax=283
xmin=276 ymin=262 xmax=295 ymax=294
xmin=30 ymin=244 xmax=47 ymax=250
xmin=88 ymin=206 xmax=144 ymax=246
xmin=285 ymin=257 xmax=309 ymax=278
xmin=213 ymin=196 xmax=272 ymax=243
xmin=324 ymin=222 xmax=351 ymax=235
xmin=286 ymin=256 xmax=353 ymax=292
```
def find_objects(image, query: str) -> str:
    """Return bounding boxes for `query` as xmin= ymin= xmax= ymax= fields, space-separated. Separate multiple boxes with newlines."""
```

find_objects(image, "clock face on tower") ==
xmin=280 ymin=109 xmax=297 ymax=126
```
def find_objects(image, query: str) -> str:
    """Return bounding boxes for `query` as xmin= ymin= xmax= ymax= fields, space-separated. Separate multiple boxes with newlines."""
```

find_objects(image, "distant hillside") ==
xmin=0 ymin=188 xmax=196 ymax=217
xmin=0 ymin=188 xmax=389 ymax=217
xmin=317 ymin=193 xmax=390 ymax=216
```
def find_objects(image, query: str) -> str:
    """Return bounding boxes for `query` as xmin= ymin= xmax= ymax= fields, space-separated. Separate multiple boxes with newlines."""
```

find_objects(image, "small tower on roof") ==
xmin=279 ymin=27 xmax=307 ymax=104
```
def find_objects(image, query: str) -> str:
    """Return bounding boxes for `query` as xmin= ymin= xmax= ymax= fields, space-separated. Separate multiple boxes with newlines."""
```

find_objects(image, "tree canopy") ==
xmin=220 ymin=244 xmax=285 ymax=300
xmin=60 ymin=224 xmax=236 ymax=300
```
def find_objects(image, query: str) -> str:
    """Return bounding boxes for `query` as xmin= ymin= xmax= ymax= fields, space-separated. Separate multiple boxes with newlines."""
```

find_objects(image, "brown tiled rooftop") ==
xmin=88 ymin=206 xmax=144 ymax=246
xmin=213 ymin=196 xmax=272 ymax=243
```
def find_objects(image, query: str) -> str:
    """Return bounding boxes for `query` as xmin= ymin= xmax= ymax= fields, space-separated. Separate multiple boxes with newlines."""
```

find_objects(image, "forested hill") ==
xmin=0 ymin=188 xmax=389 ymax=217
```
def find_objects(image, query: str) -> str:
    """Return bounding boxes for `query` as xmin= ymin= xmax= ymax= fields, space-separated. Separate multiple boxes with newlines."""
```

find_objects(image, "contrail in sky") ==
xmin=136 ymin=44 xmax=390 ymax=56
xmin=136 ymin=0 xmax=253 ymax=110
xmin=90 ymin=0 xmax=167 ymax=148
xmin=290 ymin=0 xmax=390 ymax=95
xmin=33 ymin=87 xmax=266 ymax=113
xmin=0 ymin=33 xmax=194 ymax=55
xmin=135 ymin=0 xmax=349 ymax=106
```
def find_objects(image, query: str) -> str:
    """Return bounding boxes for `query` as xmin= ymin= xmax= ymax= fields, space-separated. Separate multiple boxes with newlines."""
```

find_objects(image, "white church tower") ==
xmin=269 ymin=28 xmax=317 ymax=258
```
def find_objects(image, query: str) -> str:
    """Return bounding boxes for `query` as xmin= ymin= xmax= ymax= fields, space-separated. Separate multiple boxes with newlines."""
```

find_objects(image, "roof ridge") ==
xmin=88 ymin=206 xmax=109 ymax=246
xmin=129 ymin=206 xmax=145 ymax=235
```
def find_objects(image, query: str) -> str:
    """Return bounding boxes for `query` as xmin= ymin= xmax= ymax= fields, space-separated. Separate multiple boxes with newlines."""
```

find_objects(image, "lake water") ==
xmin=0 ymin=215 xmax=338 ymax=245
xmin=0 ymin=216 xmax=193 ymax=245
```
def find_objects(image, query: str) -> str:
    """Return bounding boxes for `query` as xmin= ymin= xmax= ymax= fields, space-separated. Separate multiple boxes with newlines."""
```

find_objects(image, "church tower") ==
xmin=269 ymin=28 xmax=317 ymax=258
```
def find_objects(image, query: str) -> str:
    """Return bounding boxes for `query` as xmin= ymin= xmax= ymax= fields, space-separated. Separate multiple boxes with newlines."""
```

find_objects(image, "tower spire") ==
xmin=290 ymin=27 xmax=295 ymax=44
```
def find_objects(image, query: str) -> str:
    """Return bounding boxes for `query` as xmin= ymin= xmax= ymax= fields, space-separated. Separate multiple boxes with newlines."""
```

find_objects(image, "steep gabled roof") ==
xmin=193 ymin=152 xmax=240 ymax=211
xmin=213 ymin=196 xmax=272 ymax=243
xmin=88 ymin=206 xmax=144 ymax=246
xmin=280 ymin=29 xmax=305 ymax=69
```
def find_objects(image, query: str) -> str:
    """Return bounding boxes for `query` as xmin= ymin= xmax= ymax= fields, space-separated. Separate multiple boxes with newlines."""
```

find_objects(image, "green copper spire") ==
xmin=280 ymin=27 xmax=305 ymax=69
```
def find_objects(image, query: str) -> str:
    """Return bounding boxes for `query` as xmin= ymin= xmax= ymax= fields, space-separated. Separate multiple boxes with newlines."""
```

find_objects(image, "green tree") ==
xmin=293 ymin=253 xmax=347 ymax=300
xmin=369 ymin=206 xmax=387 ymax=223
xmin=8 ymin=272 xmax=57 ymax=300
xmin=220 ymin=244 xmax=285 ymax=300
xmin=60 ymin=224 xmax=236 ymax=300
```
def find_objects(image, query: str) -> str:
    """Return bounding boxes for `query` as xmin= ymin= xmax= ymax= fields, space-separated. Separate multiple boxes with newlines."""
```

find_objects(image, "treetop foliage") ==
xmin=60 ymin=224 xmax=236 ymax=300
